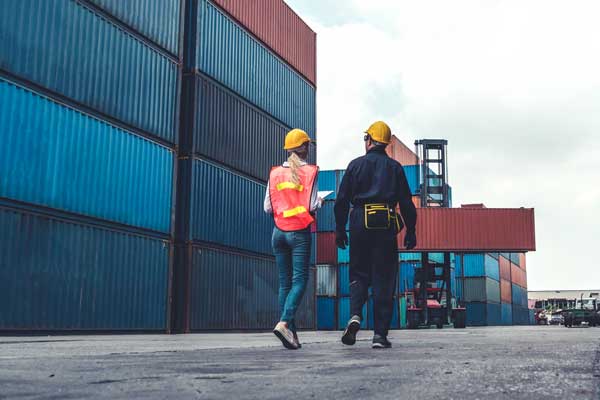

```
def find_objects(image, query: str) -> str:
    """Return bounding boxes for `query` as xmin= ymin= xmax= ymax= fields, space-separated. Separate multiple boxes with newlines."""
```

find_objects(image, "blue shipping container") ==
xmin=196 ymin=0 xmax=316 ymax=135
xmin=512 ymin=305 xmax=530 ymax=325
xmin=337 ymin=242 xmax=350 ymax=264
xmin=191 ymin=74 xmax=289 ymax=182
xmin=317 ymin=170 xmax=345 ymax=200
xmin=338 ymin=297 xmax=367 ymax=330
xmin=511 ymin=284 xmax=528 ymax=307
xmin=0 ymin=0 xmax=178 ymax=142
xmin=466 ymin=302 xmax=502 ymax=326
xmin=190 ymin=159 xmax=274 ymax=255
xmin=0 ymin=205 xmax=169 ymax=331
xmin=0 ymin=78 xmax=174 ymax=233
xmin=399 ymin=252 xmax=422 ymax=262
xmin=501 ymin=303 xmax=513 ymax=325
xmin=399 ymin=262 xmax=418 ymax=294
xmin=190 ymin=246 xmax=315 ymax=330
xmin=87 ymin=0 xmax=181 ymax=55
xmin=317 ymin=297 xmax=336 ymax=330
xmin=462 ymin=254 xmax=500 ymax=281
xmin=316 ymin=201 xmax=336 ymax=232
xmin=403 ymin=165 xmax=420 ymax=195
xmin=510 ymin=253 xmax=521 ymax=266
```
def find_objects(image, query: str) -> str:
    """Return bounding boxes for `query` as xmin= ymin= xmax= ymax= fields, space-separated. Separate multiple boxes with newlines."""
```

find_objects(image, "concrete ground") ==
xmin=0 ymin=326 xmax=598 ymax=400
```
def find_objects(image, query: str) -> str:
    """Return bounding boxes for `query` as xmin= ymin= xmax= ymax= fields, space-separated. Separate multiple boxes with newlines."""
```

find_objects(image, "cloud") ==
xmin=286 ymin=0 xmax=600 ymax=290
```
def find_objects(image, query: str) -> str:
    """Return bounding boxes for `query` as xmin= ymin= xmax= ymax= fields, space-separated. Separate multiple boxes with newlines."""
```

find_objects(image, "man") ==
xmin=334 ymin=121 xmax=417 ymax=349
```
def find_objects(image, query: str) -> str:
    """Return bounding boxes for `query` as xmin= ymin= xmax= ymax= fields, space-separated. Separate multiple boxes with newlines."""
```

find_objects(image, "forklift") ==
xmin=404 ymin=140 xmax=466 ymax=329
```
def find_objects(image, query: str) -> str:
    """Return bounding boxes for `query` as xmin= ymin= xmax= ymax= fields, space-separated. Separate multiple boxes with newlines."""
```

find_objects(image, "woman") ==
xmin=264 ymin=128 xmax=320 ymax=350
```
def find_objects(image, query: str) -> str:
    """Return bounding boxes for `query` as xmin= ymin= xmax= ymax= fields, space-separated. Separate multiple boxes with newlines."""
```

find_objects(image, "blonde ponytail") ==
xmin=288 ymin=152 xmax=302 ymax=185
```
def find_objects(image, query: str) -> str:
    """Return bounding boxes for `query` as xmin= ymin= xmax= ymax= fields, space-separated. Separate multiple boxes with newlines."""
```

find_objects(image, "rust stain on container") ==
xmin=398 ymin=208 xmax=536 ymax=252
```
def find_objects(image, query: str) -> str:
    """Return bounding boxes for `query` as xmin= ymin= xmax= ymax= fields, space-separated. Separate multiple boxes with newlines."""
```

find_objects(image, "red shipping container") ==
xmin=397 ymin=208 xmax=536 ymax=252
xmin=211 ymin=0 xmax=317 ymax=86
xmin=317 ymin=232 xmax=336 ymax=264
xmin=385 ymin=135 xmax=420 ymax=166
xmin=500 ymin=279 xmax=512 ymax=303
xmin=511 ymin=263 xmax=528 ymax=288
xmin=519 ymin=253 xmax=527 ymax=271
xmin=412 ymin=196 xmax=421 ymax=208
xmin=499 ymin=256 xmax=511 ymax=281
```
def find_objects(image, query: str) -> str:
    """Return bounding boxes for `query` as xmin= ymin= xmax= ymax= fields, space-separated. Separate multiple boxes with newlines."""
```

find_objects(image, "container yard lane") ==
xmin=0 ymin=326 xmax=598 ymax=399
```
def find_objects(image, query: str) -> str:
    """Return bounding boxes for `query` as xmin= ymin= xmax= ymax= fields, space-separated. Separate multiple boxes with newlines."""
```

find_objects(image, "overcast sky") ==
xmin=286 ymin=0 xmax=600 ymax=290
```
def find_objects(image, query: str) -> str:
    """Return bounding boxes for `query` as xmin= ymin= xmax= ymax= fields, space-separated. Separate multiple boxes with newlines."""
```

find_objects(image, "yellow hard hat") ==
xmin=284 ymin=128 xmax=312 ymax=150
xmin=365 ymin=121 xmax=391 ymax=144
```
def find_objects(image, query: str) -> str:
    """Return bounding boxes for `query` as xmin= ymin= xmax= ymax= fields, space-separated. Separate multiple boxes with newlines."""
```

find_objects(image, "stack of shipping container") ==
xmin=0 ymin=0 xmax=317 ymax=332
xmin=455 ymin=252 xmax=531 ymax=326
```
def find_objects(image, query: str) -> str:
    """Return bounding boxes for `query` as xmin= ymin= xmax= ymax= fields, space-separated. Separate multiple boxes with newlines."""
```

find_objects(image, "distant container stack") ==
xmin=0 ymin=0 xmax=316 ymax=332
xmin=455 ymin=252 xmax=530 ymax=326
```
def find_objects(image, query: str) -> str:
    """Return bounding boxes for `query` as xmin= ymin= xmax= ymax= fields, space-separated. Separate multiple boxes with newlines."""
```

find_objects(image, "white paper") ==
xmin=318 ymin=191 xmax=334 ymax=200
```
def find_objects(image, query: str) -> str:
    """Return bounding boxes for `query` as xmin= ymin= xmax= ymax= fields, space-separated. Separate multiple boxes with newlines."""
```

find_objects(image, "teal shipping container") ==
xmin=0 ymin=0 xmax=179 ymax=143
xmin=0 ymin=205 xmax=170 ymax=331
xmin=195 ymin=0 xmax=316 ymax=135
xmin=337 ymin=297 xmax=367 ymax=330
xmin=462 ymin=253 xmax=500 ymax=281
xmin=317 ymin=297 xmax=336 ymax=330
xmin=0 ymin=78 xmax=174 ymax=233
xmin=466 ymin=302 xmax=502 ymax=326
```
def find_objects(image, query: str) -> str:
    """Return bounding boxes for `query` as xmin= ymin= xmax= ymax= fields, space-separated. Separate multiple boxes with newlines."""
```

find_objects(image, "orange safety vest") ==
xmin=269 ymin=164 xmax=319 ymax=231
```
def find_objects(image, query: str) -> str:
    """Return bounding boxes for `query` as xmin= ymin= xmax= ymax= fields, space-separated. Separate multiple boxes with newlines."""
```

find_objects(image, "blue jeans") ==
xmin=272 ymin=227 xmax=312 ymax=333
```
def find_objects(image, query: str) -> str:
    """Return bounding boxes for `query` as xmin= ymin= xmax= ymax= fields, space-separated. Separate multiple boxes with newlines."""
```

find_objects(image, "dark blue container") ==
xmin=337 ymin=297 xmax=366 ymax=330
xmin=399 ymin=261 xmax=418 ymax=294
xmin=0 ymin=78 xmax=174 ymax=233
xmin=195 ymin=0 xmax=316 ymax=135
xmin=511 ymin=284 xmax=527 ymax=307
xmin=512 ymin=305 xmax=530 ymax=325
xmin=317 ymin=297 xmax=336 ymax=330
xmin=87 ymin=0 xmax=182 ymax=55
xmin=189 ymin=245 xmax=315 ymax=330
xmin=0 ymin=0 xmax=179 ymax=143
xmin=190 ymin=159 xmax=274 ymax=255
xmin=0 ymin=205 xmax=170 ymax=331
xmin=466 ymin=302 xmax=502 ymax=326
xmin=191 ymin=74 xmax=290 ymax=182
xmin=317 ymin=170 xmax=345 ymax=200
xmin=316 ymin=201 xmax=336 ymax=232
xmin=501 ymin=303 xmax=513 ymax=325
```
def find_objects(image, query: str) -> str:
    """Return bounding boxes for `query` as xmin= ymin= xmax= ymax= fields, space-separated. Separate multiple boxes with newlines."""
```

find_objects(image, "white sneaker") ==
xmin=273 ymin=322 xmax=298 ymax=350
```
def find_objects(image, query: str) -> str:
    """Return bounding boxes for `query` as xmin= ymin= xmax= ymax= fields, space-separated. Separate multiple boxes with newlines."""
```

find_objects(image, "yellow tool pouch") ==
xmin=364 ymin=203 xmax=391 ymax=230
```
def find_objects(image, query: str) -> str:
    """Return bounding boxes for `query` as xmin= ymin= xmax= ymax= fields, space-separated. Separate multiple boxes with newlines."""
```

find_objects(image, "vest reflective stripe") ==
xmin=269 ymin=164 xmax=318 ymax=231
xmin=276 ymin=182 xmax=304 ymax=192
xmin=283 ymin=206 xmax=308 ymax=218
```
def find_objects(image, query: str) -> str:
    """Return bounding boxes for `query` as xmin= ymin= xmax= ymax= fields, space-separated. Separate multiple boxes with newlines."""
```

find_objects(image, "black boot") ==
xmin=372 ymin=334 xmax=392 ymax=349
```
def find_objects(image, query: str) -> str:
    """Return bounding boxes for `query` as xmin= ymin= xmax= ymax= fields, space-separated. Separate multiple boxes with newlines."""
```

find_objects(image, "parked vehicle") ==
xmin=549 ymin=311 xmax=564 ymax=325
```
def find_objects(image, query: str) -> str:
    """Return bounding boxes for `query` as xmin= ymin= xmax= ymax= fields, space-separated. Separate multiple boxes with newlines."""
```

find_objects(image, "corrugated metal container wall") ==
xmin=462 ymin=254 xmax=500 ymax=281
xmin=511 ymin=264 xmax=527 ymax=288
xmin=318 ymin=171 xmax=337 ymax=199
xmin=463 ymin=278 xmax=500 ymax=303
xmin=0 ymin=0 xmax=178 ymax=143
xmin=210 ymin=0 xmax=317 ymax=86
xmin=500 ymin=279 xmax=512 ymax=303
xmin=399 ymin=262 xmax=417 ymax=294
xmin=337 ymin=298 xmax=366 ymax=330
xmin=0 ymin=206 xmax=169 ymax=331
xmin=0 ymin=78 xmax=174 ymax=233
xmin=316 ymin=265 xmax=337 ymax=297
xmin=190 ymin=159 xmax=273 ymax=255
xmin=510 ymin=253 xmax=520 ymax=266
xmin=499 ymin=256 xmax=511 ymax=281
xmin=317 ymin=296 xmax=336 ymax=330
xmin=397 ymin=208 xmax=536 ymax=252
xmin=400 ymin=252 xmax=422 ymax=262
xmin=189 ymin=246 xmax=315 ymax=330
xmin=316 ymin=232 xmax=336 ymax=265
xmin=386 ymin=135 xmax=420 ymax=166
xmin=511 ymin=284 xmax=528 ymax=307
xmin=316 ymin=201 xmax=335 ymax=232
xmin=465 ymin=303 xmax=501 ymax=326
xmin=512 ymin=305 xmax=530 ymax=325
xmin=501 ymin=303 xmax=512 ymax=325
xmin=519 ymin=253 xmax=527 ymax=270
xmin=86 ymin=0 xmax=182 ymax=55
xmin=192 ymin=74 xmax=290 ymax=182
xmin=403 ymin=165 xmax=421 ymax=194
xmin=339 ymin=264 xmax=350 ymax=296
xmin=196 ymin=0 xmax=316 ymax=135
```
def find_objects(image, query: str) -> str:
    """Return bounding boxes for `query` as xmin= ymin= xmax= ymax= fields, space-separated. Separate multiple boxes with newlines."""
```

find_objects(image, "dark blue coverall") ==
xmin=334 ymin=146 xmax=417 ymax=337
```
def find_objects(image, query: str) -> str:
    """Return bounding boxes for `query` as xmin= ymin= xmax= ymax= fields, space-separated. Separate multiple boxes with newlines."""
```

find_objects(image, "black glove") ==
xmin=335 ymin=231 xmax=348 ymax=249
xmin=404 ymin=230 xmax=417 ymax=250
